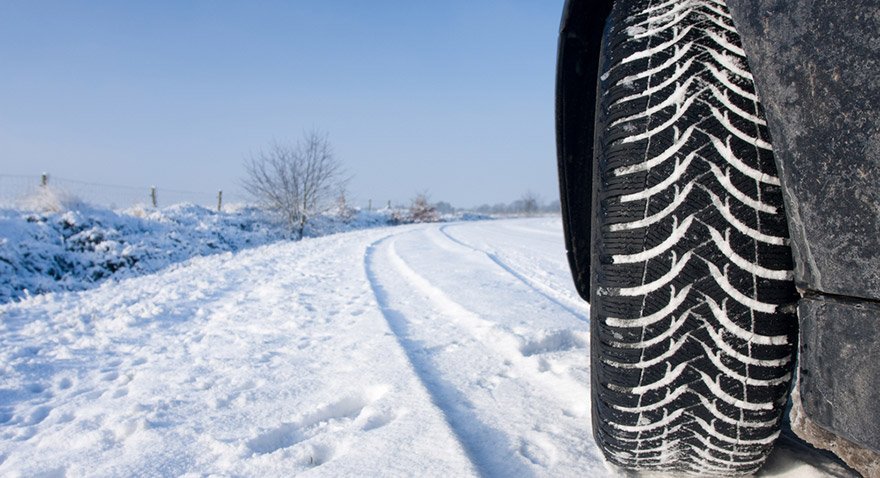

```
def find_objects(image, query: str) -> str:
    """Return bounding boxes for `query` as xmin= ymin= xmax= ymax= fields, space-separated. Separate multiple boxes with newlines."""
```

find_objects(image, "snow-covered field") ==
xmin=0 ymin=218 xmax=855 ymax=476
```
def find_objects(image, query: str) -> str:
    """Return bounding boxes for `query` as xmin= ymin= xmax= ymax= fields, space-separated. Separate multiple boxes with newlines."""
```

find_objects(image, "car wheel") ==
xmin=590 ymin=0 xmax=799 ymax=474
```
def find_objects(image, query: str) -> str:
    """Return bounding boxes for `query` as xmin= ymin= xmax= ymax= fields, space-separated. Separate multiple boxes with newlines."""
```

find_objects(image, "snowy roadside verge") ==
xmin=0 ymin=203 xmax=286 ymax=304
xmin=0 ymin=199 xmax=487 ymax=305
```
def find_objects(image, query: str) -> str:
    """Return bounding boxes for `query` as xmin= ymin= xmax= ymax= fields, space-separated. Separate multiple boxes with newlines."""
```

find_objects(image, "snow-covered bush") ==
xmin=409 ymin=193 xmax=439 ymax=223
xmin=387 ymin=194 xmax=442 ymax=225
xmin=0 ymin=204 xmax=285 ymax=304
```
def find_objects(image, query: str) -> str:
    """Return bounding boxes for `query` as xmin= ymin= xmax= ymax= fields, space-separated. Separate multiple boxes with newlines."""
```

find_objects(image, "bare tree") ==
xmin=243 ymin=131 xmax=346 ymax=238
xmin=520 ymin=191 xmax=540 ymax=216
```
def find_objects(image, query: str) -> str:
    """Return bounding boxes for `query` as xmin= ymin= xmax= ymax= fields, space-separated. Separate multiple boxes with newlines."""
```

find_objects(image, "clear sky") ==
xmin=0 ymin=0 xmax=564 ymax=208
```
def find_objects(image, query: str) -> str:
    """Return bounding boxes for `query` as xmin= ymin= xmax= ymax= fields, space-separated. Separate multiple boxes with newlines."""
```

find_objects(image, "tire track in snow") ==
xmin=437 ymin=225 xmax=589 ymax=323
xmin=364 ymin=233 xmax=529 ymax=478
xmin=383 ymin=230 xmax=584 ymax=379
xmin=366 ymin=227 xmax=603 ymax=477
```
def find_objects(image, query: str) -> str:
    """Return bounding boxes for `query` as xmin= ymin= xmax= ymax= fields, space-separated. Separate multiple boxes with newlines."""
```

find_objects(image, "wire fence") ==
xmin=1 ymin=174 xmax=555 ymax=215
xmin=0 ymin=174 xmax=250 ymax=211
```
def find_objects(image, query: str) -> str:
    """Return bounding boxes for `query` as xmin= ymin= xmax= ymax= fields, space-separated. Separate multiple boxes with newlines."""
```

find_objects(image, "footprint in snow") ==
xmin=28 ymin=406 xmax=52 ymax=426
xmin=360 ymin=409 xmax=397 ymax=432
xmin=537 ymin=357 xmax=569 ymax=375
xmin=25 ymin=383 xmax=47 ymax=394
xmin=518 ymin=432 xmax=560 ymax=468
xmin=245 ymin=385 xmax=392 ymax=457
xmin=0 ymin=409 xmax=13 ymax=425
xmin=305 ymin=442 xmax=339 ymax=467
xmin=247 ymin=422 xmax=304 ymax=455
xmin=519 ymin=329 xmax=588 ymax=357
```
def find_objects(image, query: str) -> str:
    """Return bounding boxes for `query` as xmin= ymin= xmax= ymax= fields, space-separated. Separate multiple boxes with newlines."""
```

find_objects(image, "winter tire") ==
xmin=588 ymin=0 xmax=799 ymax=474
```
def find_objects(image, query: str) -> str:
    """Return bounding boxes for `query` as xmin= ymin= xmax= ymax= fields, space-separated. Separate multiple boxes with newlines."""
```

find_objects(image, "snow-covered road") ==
xmin=0 ymin=218 xmax=853 ymax=477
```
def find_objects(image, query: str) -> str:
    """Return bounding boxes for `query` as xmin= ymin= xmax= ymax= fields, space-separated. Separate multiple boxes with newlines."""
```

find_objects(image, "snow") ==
xmin=0 ymin=217 xmax=856 ymax=477
xmin=0 ymin=198 xmax=470 ymax=305
xmin=0 ymin=204 xmax=285 ymax=304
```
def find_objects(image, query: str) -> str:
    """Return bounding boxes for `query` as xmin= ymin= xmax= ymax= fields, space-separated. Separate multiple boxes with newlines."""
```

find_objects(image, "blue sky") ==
xmin=0 ymin=1 xmax=564 ymax=208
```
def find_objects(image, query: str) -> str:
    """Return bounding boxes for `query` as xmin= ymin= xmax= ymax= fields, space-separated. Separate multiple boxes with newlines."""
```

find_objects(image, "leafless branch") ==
xmin=242 ymin=131 xmax=347 ymax=238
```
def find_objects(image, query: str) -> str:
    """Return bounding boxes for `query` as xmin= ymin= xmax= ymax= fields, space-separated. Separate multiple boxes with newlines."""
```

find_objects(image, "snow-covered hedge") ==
xmin=0 ymin=202 xmax=413 ymax=304
xmin=0 ymin=204 xmax=283 ymax=303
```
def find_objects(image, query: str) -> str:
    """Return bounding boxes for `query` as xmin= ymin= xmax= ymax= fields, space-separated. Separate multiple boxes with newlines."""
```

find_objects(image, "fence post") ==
xmin=217 ymin=190 xmax=223 ymax=212
xmin=150 ymin=186 xmax=157 ymax=208
xmin=387 ymin=200 xmax=391 ymax=209
xmin=368 ymin=199 xmax=372 ymax=212
xmin=41 ymin=173 xmax=48 ymax=187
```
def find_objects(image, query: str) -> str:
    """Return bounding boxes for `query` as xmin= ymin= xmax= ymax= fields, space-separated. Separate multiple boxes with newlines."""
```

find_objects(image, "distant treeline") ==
xmin=430 ymin=194 xmax=561 ymax=216
xmin=469 ymin=199 xmax=561 ymax=216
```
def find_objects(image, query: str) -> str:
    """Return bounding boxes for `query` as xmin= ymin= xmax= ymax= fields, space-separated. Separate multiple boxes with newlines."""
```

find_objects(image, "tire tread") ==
xmin=590 ymin=0 xmax=798 ymax=474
